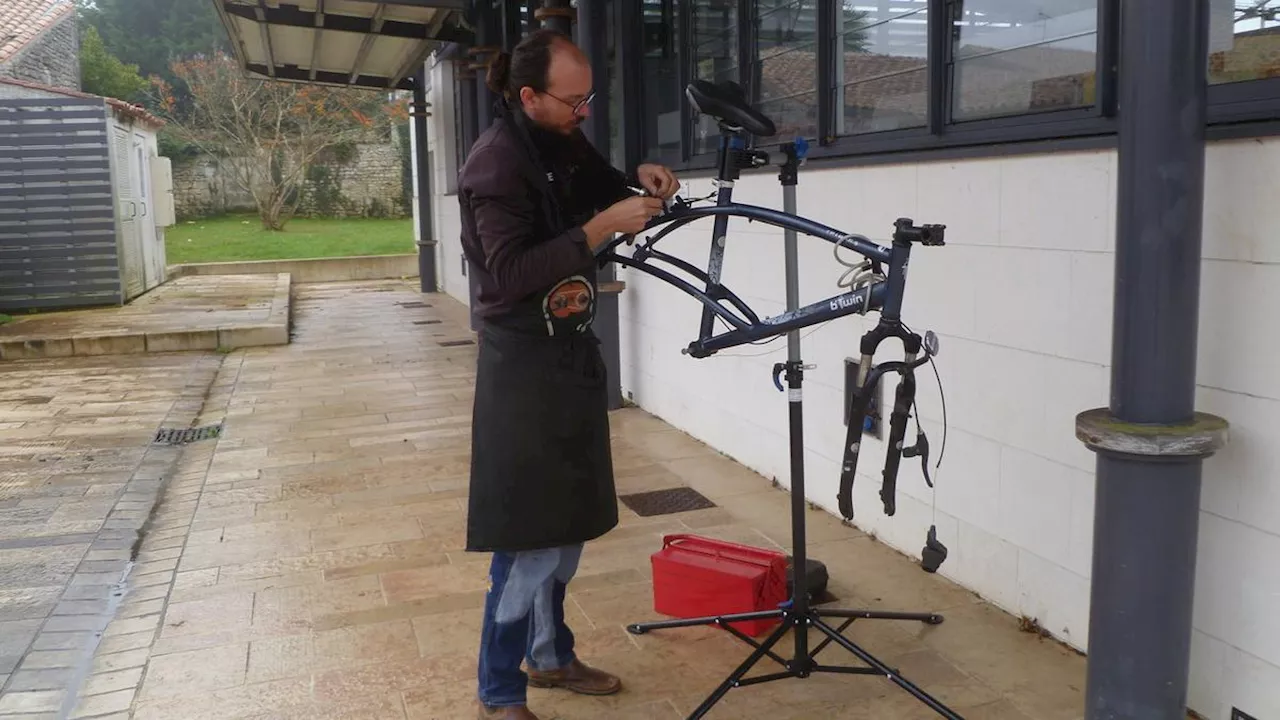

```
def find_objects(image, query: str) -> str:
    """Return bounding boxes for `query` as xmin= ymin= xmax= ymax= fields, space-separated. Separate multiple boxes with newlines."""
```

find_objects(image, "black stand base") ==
xmin=626 ymin=604 xmax=960 ymax=719
xmin=624 ymin=138 xmax=963 ymax=720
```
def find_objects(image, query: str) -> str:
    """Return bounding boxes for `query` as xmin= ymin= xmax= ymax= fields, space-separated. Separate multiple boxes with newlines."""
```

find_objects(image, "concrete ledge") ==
xmin=0 ymin=274 xmax=293 ymax=360
xmin=169 ymin=254 xmax=419 ymax=283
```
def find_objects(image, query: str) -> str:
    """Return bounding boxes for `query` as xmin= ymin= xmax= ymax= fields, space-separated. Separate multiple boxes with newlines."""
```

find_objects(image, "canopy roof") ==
xmin=213 ymin=0 xmax=474 ymax=91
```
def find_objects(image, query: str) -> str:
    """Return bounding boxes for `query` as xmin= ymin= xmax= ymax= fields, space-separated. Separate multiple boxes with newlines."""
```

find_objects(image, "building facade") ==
xmin=0 ymin=0 xmax=80 ymax=91
xmin=422 ymin=2 xmax=1280 ymax=718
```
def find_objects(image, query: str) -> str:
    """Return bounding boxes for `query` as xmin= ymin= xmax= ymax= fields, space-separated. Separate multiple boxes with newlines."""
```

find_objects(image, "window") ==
xmin=1209 ymin=1 xmax=1280 ymax=84
xmin=836 ymin=0 xmax=930 ymax=136
xmin=950 ymin=0 xmax=1099 ymax=122
xmin=608 ymin=0 xmax=1280 ymax=170
xmin=641 ymin=0 xmax=685 ymax=166
xmin=753 ymin=0 xmax=821 ymax=141
xmin=690 ymin=0 xmax=741 ymax=155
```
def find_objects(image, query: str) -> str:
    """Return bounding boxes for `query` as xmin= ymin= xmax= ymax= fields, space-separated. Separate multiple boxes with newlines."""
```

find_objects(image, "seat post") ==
xmin=714 ymin=124 xmax=768 ymax=206
xmin=715 ymin=128 xmax=743 ymax=204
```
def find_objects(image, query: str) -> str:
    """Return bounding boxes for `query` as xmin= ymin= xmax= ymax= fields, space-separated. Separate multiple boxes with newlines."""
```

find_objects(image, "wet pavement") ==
xmin=0 ymin=275 xmax=290 ymax=360
xmin=0 ymin=279 xmax=1088 ymax=719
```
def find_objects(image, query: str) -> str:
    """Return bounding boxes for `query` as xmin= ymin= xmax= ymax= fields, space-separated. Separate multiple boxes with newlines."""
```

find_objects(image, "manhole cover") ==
xmin=619 ymin=487 xmax=716 ymax=517
xmin=438 ymin=339 xmax=475 ymax=347
xmin=153 ymin=424 xmax=223 ymax=446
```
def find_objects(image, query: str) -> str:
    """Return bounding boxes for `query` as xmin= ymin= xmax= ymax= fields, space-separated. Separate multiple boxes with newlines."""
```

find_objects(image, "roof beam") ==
xmin=254 ymin=0 xmax=277 ymax=77
xmin=343 ymin=0 xmax=466 ymax=9
xmin=308 ymin=0 xmax=324 ymax=80
xmin=349 ymin=3 xmax=387 ymax=83
xmin=220 ymin=2 xmax=472 ymax=43
xmin=244 ymin=63 xmax=416 ymax=91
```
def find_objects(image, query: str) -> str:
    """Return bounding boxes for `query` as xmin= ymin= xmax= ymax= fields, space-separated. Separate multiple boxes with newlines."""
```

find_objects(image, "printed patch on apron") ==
xmin=543 ymin=275 xmax=595 ymax=336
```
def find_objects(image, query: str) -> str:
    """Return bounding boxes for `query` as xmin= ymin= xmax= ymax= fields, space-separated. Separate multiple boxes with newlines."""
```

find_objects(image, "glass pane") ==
xmin=1209 ymin=1 xmax=1280 ymax=84
xmin=641 ymin=0 xmax=684 ymax=165
xmin=756 ymin=1 xmax=820 ymax=140
xmin=691 ymin=0 xmax=740 ymax=155
xmin=759 ymin=91 xmax=820 ymax=140
xmin=951 ymin=0 xmax=1098 ymax=122
xmin=836 ymin=0 xmax=929 ymax=136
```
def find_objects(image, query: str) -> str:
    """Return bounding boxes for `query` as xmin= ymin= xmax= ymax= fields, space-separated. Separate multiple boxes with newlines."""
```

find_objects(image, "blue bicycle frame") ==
xmin=595 ymin=130 xmax=946 ymax=526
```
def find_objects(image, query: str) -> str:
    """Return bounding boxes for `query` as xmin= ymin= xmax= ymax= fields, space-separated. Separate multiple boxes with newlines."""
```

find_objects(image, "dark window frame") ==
xmin=626 ymin=0 xmax=1280 ymax=174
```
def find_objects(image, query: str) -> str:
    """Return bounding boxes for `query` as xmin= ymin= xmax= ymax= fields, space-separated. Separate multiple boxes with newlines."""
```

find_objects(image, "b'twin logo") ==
xmin=830 ymin=292 xmax=864 ymax=312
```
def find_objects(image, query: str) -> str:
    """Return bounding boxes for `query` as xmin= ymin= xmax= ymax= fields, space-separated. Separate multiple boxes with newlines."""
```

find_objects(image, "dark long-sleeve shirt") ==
xmin=458 ymin=108 xmax=633 ymax=327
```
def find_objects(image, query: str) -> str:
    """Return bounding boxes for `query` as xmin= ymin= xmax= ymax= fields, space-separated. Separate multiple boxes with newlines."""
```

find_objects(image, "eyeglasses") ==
xmin=545 ymin=90 xmax=594 ymax=115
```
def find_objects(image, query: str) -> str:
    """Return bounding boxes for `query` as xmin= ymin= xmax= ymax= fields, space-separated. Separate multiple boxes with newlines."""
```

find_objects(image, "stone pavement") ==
xmin=0 ymin=274 xmax=291 ymax=360
xmin=0 ymin=279 xmax=1088 ymax=719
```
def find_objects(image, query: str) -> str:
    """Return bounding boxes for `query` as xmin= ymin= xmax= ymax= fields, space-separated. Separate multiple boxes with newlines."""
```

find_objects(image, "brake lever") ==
xmin=902 ymin=428 xmax=931 ymax=487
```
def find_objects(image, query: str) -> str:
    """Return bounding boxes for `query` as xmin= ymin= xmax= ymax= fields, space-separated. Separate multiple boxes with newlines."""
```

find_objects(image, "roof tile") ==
xmin=0 ymin=0 xmax=75 ymax=64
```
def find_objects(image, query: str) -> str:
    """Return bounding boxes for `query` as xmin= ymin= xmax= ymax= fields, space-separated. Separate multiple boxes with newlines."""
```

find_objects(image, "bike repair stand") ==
xmin=625 ymin=138 xmax=964 ymax=720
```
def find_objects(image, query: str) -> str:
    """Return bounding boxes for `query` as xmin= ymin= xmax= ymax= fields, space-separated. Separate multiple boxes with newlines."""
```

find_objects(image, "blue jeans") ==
xmin=477 ymin=544 xmax=583 ymax=708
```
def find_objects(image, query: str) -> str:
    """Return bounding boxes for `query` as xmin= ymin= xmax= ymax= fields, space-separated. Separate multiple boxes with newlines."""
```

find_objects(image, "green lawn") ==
xmin=164 ymin=213 xmax=417 ymax=264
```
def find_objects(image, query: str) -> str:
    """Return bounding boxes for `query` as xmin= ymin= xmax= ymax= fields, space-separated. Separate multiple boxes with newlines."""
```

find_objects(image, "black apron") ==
xmin=464 ymin=107 xmax=619 ymax=553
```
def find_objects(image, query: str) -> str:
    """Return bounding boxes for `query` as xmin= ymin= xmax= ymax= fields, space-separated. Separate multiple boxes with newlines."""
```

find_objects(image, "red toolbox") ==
xmin=650 ymin=533 xmax=789 ymax=637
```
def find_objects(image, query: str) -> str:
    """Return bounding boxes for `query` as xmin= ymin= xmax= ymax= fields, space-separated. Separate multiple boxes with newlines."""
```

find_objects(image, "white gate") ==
xmin=111 ymin=122 xmax=144 ymax=300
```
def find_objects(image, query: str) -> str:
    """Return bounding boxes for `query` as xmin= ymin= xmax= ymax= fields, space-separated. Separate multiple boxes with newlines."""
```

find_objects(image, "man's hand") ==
xmin=635 ymin=163 xmax=681 ymax=200
xmin=583 ymin=195 xmax=665 ymax=250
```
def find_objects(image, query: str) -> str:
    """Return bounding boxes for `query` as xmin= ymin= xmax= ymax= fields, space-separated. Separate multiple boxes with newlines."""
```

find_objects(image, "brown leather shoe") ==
xmin=526 ymin=658 xmax=622 ymax=696
xmin=477 ymin=703 xmax=540 ymax=720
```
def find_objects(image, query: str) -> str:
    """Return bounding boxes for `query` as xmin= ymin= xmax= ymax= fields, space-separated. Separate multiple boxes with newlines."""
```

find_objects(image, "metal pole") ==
xmin=463 ymin=0 xmax=500 ymax=330
xmin=1076 ymin=0 xmax=1228 ymax=717
xmin=536 ymin=0 xmax=573 ymax=34
xmin=576 ymin=0 xmax=623 ymax=411
xmin=411 ymin=68 xmax=437 ymax=293
xmin=779 ymin=144 xmax=807 ymax=665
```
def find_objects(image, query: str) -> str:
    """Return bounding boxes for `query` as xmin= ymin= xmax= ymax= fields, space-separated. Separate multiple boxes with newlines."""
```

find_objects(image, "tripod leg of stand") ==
xmin=810 ymin=617 xmax=965 ymax=720
xmin=817 ymin=607 xmax=945 ymax=625
xmin=627 ymin=608 xmax=786 ymax=634
xmin=686 ymin=615 xmax=795 ymax=720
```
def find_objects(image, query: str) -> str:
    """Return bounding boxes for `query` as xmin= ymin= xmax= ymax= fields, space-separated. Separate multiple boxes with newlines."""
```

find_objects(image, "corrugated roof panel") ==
xmin=363 ymin=37 xmax=420 ymax=78
xmin=271 ymin=25 xmax=320 ymax=67
xmin=313 ymin=32 xmax=365 ymax=74
xmin=211 ymin=0 xmax=471 ymax=91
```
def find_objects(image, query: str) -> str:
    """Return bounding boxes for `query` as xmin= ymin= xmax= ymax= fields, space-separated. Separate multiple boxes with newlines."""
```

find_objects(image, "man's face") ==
xmin=520 ymin=45 xmax=593 ymax=136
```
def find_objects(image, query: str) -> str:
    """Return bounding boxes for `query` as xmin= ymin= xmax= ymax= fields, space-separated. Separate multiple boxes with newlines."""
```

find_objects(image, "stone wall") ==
xmin=172 ymin=138 xmax=411 ymax=220
xmin=0 ymin=13 xmax=80 ymax=91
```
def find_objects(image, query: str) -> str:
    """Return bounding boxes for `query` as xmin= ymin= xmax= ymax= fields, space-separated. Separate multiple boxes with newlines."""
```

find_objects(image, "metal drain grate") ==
xmin=398 ymin=301 xmax=431 ymax=308
xmin=438 ymin=339 xmax=475 ymax=347
xmin=619 ymin=487 xmax=716 ymax=517
xmin=153 ymin=424 xmax=223 ymax=446
xmin=413 ymin=320 xmax=442 ymax=325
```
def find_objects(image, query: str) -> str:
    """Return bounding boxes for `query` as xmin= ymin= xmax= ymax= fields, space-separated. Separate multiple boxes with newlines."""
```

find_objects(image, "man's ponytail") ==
xmin=484 ymin=28 xmax=570 ymax=100
xmin=486 ymin=51 xmax=512 ymax=96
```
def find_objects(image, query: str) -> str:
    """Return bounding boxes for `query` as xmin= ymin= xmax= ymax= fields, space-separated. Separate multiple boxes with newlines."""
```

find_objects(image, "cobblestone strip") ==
xmin=0 ymin=352 xmax=241 ymax=719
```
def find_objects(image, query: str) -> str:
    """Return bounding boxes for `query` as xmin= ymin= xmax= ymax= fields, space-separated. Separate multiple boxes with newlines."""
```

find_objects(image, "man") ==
xmin=456 ymin=28 xmax=681 ymax=720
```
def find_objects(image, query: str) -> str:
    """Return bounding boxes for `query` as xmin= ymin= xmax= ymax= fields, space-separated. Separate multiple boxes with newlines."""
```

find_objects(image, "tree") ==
xmin=151 ymin=53 xmax=408 ymax=230
xmin=78 ymin=24 xmax=148 ymax=102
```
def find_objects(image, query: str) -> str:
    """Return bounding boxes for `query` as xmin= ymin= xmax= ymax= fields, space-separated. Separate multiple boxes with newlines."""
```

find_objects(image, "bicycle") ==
xmin=596 ymin=78 xmax=962 ymax=719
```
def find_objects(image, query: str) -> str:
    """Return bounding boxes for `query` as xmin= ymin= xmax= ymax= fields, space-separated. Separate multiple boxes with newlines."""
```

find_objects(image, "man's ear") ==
xmin=518 ymin=86 xmax=536 ymax=107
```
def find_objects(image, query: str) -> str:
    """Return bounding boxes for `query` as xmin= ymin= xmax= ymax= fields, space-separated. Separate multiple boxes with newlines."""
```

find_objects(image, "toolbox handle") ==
xmin=660 ymin=533 xmax=785 ymax=569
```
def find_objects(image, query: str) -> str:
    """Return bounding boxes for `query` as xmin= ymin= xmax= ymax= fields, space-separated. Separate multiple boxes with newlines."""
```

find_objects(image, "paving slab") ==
xmin=0 ymin=347 xmax=231 ymax=716
xmin=0 ymin=274 xmax=291 ymax=361
xmin=0 ymin=279 xmax=1095 ymax=719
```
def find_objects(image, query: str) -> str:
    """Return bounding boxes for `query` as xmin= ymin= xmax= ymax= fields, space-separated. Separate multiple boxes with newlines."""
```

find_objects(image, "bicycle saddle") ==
xmin=685 ymin=79 xmax=777 ymax=137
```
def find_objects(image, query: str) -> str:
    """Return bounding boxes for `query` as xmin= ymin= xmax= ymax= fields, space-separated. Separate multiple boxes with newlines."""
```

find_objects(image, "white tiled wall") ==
xmin=424 ymin=71 xmax=1280 ymax=719
xmin=609 ymin=141 xmax=1280 ymax=720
